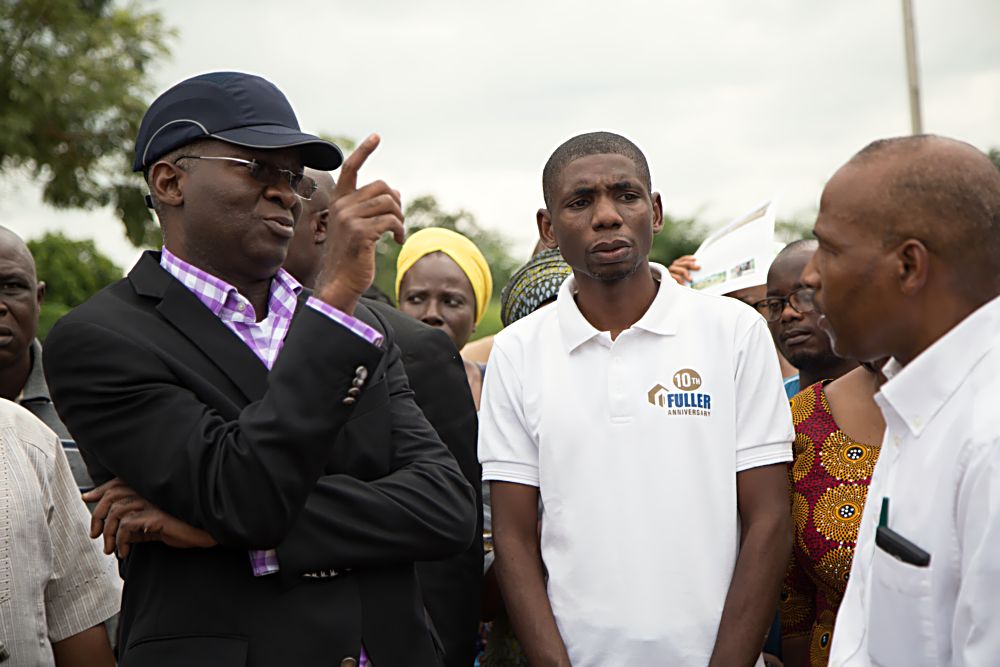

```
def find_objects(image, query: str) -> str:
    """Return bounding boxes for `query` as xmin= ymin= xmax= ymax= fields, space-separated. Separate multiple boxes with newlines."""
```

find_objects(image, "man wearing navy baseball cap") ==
xmin=43 ymin=71 xmax=476 ymax=667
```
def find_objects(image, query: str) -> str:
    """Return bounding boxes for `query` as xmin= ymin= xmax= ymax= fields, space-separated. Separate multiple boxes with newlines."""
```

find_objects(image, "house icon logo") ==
xmin=647 ymin=384 xmax=670 ymax=407
xmin=648 ymin=369 xmax=712 ymax=417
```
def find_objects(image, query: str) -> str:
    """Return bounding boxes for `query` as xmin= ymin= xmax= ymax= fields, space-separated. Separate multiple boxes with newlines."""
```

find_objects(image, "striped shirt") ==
xmin=0 ymin=400 xmax=121 ymax=666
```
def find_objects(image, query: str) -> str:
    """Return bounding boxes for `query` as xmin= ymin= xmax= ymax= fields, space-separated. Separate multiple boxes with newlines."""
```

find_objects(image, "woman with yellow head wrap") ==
xmin=396 ymin=227 xmax=492 ymax=328
xmin=396 ymin=227 xmax=493 ymax=408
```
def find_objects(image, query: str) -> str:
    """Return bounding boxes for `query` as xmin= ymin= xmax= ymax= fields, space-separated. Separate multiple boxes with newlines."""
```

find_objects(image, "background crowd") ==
xmin=2 ymin=51 xmax=1000 ymax=667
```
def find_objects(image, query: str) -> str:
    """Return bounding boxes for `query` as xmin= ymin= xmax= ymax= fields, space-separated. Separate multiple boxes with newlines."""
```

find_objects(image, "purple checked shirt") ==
xmin=159 ymin=249 xmax=382 ymax=576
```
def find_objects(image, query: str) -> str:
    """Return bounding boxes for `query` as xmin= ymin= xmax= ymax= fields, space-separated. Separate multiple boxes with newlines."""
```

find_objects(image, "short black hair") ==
xmin=847 ymin=135 xmax=1000 ymax=274
xmin=542 ymin=132 xmax=651 ymax=208
xmin=767 ymin=239 xmax=817 ymax=286
xmin=142 ymin=139 xmax=218 ymax=214
xmin=776 ymin=238 xmax=818 ymax=259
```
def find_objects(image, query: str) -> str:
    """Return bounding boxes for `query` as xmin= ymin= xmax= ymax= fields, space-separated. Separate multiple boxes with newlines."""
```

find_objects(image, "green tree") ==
xmin=775 ymin=215 xmax=815 ymax=243
xmin=27 ymin=232 xmax=122 ymax=338
xmin=989 ymin=147 xmax=1000 ymax=172
xmin=649 ymin=213 xmax=705 ymax=266
xmin=1 ymin=0 xmax=173 ymax=247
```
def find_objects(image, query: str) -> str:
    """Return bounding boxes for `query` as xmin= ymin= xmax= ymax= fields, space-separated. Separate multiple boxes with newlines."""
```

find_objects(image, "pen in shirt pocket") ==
xmin=875 ymin=497 xmax=931 ymax=567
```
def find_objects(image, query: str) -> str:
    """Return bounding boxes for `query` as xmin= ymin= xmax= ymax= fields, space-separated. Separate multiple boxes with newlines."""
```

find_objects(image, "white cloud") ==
xmin=3 ymin=0 xmax=997 ymax=273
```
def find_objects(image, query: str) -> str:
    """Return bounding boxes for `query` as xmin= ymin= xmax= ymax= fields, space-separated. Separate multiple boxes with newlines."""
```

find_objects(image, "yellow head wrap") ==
xmin=395 ymin=227 xmax=493 ymax=325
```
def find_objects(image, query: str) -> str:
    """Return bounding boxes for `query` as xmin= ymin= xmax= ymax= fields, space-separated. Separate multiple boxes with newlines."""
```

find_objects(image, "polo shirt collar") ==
xmin=557 ymin=262 xmax=679 ymax=353
xmin=878 ymin=294 xmax=1000 ymax=437
xmin=20 ymin=339 xmax=50 ymax=403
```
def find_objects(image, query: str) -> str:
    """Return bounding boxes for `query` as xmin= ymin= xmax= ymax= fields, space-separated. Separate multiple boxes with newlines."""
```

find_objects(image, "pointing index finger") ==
xmin=334 ymin=133 xmax=380 ymax=196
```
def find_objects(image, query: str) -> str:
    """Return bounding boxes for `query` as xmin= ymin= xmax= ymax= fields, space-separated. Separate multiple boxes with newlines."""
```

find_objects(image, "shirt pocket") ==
xmin=868 ymin=546 xmax=938 ymax=666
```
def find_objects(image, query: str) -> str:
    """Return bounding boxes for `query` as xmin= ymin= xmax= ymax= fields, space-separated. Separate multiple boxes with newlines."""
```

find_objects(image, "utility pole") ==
xmin=901 ymin=0 xmax=923 ymax=134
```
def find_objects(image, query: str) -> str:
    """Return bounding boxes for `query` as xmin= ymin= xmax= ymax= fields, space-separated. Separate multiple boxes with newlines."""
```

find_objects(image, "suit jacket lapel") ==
xmin=130 ymin=251 xmax=270 ymax=402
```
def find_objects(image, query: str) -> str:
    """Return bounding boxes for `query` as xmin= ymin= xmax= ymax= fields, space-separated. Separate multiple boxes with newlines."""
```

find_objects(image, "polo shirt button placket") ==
xmin=608 ymin=351 xmax=629 ymax=420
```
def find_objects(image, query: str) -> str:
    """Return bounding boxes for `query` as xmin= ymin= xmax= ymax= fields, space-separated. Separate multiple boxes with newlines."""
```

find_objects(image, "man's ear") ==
xmin=148 ymin=160 xmax=186 ymax=208
xmin=313 ymin=210 xmax=329 ymax=245
xmin=651 ymin=192 xmax=664 ymax=235
xmin=35 ymin=280 xmax=45 ymax=307
xmin=537 ymin=208 xmax=558 ymax=249
xmin=896 ymin=238 xmax=929 ymax=296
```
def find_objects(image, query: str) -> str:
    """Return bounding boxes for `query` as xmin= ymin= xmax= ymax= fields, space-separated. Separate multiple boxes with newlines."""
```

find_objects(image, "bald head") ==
xmin=808 ymin=135 xmax=1000 ymax=363
xmin=283 ymin=169 xmax=336 ymax=288
xmin=0 ymin=227 xmax=44 ymax=387
xmin=839 ymin=135 xmax=1000 ymax=280
xmin=0 ymin=227 xmax=37 ymax=279
xmin=768 ymin=239 xmax=818 ymax=285
xmin=302 ymin=168 xmax=336 ymax=215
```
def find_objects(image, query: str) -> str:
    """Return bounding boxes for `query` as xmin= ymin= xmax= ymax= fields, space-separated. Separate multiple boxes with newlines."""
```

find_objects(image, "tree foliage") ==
xmin=989 ymin=147 xmax=1000 ymax=172
xmin=1 ymin=0 xmax=173 ymax=247
xmin=649 ymin=213 xmax=705 ymax=266
xmin=27 ymin=232 xmax=122 ymax=338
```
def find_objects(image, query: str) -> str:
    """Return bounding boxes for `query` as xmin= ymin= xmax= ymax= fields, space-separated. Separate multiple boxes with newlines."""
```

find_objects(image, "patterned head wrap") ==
xmin=396 ymin=227 xmax=493 ymax=325
xmin=500 ymin=248 xmax=573 ymax=327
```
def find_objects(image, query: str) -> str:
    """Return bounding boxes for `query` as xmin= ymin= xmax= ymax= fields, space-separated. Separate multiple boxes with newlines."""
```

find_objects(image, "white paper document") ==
xmin=688 ymin=199 xmax=778 ymax=297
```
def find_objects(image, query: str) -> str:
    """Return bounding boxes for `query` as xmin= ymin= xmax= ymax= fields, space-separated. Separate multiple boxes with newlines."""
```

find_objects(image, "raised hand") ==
xmin=313 ymin=133 xmax=404 ymax=314
xmin=667 ymin=254 xmax=700 ymax=285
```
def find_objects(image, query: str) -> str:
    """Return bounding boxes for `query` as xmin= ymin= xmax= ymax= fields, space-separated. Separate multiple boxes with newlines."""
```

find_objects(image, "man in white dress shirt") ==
xmin=803 ymin=134 xmax=1000 ymax=666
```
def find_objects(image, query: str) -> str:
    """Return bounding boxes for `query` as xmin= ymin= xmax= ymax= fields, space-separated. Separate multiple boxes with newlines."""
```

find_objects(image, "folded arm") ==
xmin=44 ymin=308 xmax=383 ymax=548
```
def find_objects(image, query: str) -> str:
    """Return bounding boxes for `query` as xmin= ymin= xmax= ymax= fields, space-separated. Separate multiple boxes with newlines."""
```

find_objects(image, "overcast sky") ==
xmin=3 ymin=0 xmax=998 ymax=272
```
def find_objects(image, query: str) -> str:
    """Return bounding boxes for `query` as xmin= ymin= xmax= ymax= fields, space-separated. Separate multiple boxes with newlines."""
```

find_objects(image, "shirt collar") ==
xmin=160 ymin=247 xmax=302 ymax=322
xmin=557 ymin=262 xmax=679 ymax=353
xmin=19 ymin=339 xmax=50 ymax=403
xmin=877 ymin=294 xmax=1000 ymax=437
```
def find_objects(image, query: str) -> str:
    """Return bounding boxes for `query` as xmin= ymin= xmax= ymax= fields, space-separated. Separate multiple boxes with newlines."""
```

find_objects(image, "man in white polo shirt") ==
xmin=479 ymin=132 xmax=794 ymax=666
xmin=807 ymin=135 xmax=1000 ymax=667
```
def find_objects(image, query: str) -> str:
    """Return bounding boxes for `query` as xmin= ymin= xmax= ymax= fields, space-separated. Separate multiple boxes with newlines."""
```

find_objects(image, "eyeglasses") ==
xmin=753 ymin=287 xmax=818 ymax=323
xmin=174 ymin=155 xmax=318 ymax=200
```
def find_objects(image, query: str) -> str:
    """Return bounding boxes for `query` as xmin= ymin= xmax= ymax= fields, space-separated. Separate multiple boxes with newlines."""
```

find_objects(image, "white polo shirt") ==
xmin=829 ymin=294 xmax=1000 ymax=667
xmin=478 ymin=263 xmax=793 ymax=666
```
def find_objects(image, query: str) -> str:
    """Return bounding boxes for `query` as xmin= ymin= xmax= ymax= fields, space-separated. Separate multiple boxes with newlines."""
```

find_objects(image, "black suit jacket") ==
xmin=365 ymin=303 xmax=483 ymax=667
xmin=43 ymin=252 xmax=476 ymax=667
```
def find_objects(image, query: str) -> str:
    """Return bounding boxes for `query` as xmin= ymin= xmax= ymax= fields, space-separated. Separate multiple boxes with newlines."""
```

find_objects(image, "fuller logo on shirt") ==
xmin=647 ymin=368 xmax=712 ymax=416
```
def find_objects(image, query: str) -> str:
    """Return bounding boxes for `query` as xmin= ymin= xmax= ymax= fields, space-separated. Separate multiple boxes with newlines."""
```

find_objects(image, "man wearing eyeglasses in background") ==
xmin=757 ymin=240 xmax=857 ymax=397
xmin=42 ymin=71 xmax=476 ymax=667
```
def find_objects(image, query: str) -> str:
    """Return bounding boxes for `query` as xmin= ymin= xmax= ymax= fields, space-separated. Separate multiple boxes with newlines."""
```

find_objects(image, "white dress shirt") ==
xmin=830 ymin=294 xmax=1000 ymax=666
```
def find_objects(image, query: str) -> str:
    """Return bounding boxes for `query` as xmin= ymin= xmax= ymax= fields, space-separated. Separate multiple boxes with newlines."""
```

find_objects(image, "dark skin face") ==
xmin=282 ymin=169 xmax=333 ymax=289
xmin=0 ymin=232 xmax=45 ymax=400
xmin=149 ymin=140 xmax=304 ymax=317
xmin=539 ymin=153 xmax=663 ymax=284
xmin=802 ymin=161 xmax=912 ymax=363
xmin=398 ymin=252 xmax=477 ymax=349
xmin=537 ymin=153 xmax=663 ymax=335
xmin=767 ymin=248 xmax=833 ymax=367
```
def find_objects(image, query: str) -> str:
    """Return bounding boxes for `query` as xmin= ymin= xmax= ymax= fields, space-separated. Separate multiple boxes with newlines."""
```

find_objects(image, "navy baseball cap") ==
xmin=133 ymin=71 xmax=343 ymax=172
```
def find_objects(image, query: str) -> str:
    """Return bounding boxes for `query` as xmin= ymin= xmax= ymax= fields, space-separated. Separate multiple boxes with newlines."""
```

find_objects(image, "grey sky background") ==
xmin=3 ymin=0 xmax=999 ymax=272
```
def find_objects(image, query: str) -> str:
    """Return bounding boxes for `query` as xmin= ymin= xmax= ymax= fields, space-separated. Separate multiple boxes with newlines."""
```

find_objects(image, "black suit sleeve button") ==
xmin=354 ymin=366 xmax=368 ymax=381
xmin=340 ymin=659 xmax=358 ymax=667
xmin=347 ymin=387 xmax=361 ymax=398
xmin=342 ymin=396 xmax=357 ymax=406
xmin=351 ymin=376 xmax=365 ymax=388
